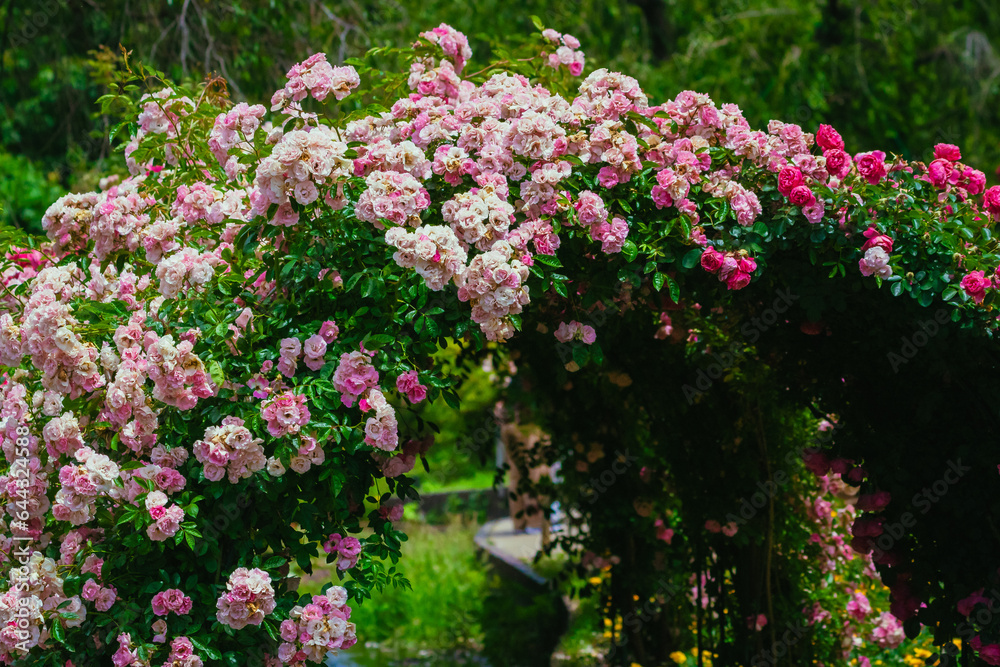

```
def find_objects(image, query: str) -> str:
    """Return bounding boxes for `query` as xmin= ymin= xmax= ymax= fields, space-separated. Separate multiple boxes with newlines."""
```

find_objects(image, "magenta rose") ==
xmin=927 ymin=159 xmax=952 ymax=188
xmin=802 ymin=449 xmax=830 ymax=476
xmin=856 ymin=491 xmax=891 ymax=512
xmin=855 ymin=150 xmax=887 ymax=185
xmin=718 ymin=255 xmax=739 ymax=281
xmin=726 ymin=271 xmax=752 ymax=291
xmin=789 ymin=185 xmax=816 ymax=207
xmin=849 ymin=536 xmax=873 ymax=555
xmin=700 ymin=247 xmax=724 ymax=273
xmin=736 ymin=256 xmax=757 ymax=274
xmin=983 ymin=186 xmax=1000 ymax=218
xmin=960 ymin=270 xmax=991 ymax=304
xmin=934 ymin=143 xmax=962 ymax=162
xmin=963 ymin=168 xmax=986 ymax=195
xmin=861 ymin=227 xmax=894 ymax=253
xmin=816 ymin=124 xmax=844 ymax=151
xmin=980 ymin=645 xmax=1000 ymax=666
xmin=830 ymin=458 xmax=852 ymax=475
xmin=777 ymin=166 xmax=804 ymax=197
xmin=851 ymin=516 xmax=884 ymax=538
xmin=823 ymin=149 xmax=852 ymax=180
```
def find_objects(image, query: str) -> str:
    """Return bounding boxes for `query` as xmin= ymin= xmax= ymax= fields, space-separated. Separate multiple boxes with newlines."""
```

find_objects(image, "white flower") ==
xmin=266 ymin=457 xmax=286 ymax=477
xmin=145 ymin=490 xmax=168 ymax=509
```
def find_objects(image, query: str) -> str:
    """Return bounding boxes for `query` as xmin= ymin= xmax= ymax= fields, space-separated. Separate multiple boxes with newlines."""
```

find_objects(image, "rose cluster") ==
xmin=699 ymin=247 xmax=757 ymax=291
xmin=455 ymin=241 xmax=531 ymax=342
xmin=277 ymin=586 xmax=357 ymax=665
xmin=215 ymin=567 xmax=277 ymax=630
xmin=192 ymin=416 xmax=266 ymax=483
xmin=384 ymin=225 xmax=468 ymax=291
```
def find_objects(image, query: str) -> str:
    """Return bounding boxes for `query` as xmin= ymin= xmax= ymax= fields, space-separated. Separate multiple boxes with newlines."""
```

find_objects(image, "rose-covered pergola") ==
xmin=2 ymin=21 xmax=1000 ymax=667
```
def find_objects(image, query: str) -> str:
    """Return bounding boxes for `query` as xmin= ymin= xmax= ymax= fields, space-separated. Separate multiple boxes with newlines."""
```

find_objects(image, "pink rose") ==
xmin=823 ymin=149 xmax=852 ymax=180
xmin=653 ymin=518 xmax=673 ymax=543
xmin=802 ymin=201 xmax=825 ymax=224
xmin=777 ymin=166 xmax=804 ymax=197
xmin=981 ymin=645 xmax=1000 ymax=666
xmin=736 ymin=256 xmax=757 ymax=274
xmin=82 ymin=579 xmax=101 ymax=602
xmin=789 ymin=185 xmax=816 ymax=207
xmin=984 ymin=186 xmax=1000 ymax=218
xmin=934 ymin=143 xmax=961 ymax=162
xmin=855 ymin=491 xmax=891 ymax=512
xmin=95 ymin=587 xmax=117 ymax=612
xmin=318 ymin=320 xmax=340 ymax=343
xmin=700 ymin=247 xmax=724 ymax=273
xmin=927 ymin=159 xmax=952 ymax=187
xmin=858 ymin=247 xmax=891 ymax=278
xmin=963 ymin=168 xmax=986 ymax=195
xmin=718 ymin=255 xmax=738 ymax=281
xmin=726 ymin=271 xmax=752 ymax=291
xmin=961 ymin=270 xmax=991 ymax=304
xmin=382 ymin=454 xmax=415 ymax=478
xmin=816 ymin=124 xmax=844 ymax=151
xmin=855 ymin=150 xmax=887 ymax=185
xmin=847 ymin=592 xmax=872 ymax=621
xmin=957 ymin=589 xmax=989 ymax=617
xmin=851 ymin=516 xmax=884 ymax=538
xmin=861 ymin=227 xmax=894 ymax=253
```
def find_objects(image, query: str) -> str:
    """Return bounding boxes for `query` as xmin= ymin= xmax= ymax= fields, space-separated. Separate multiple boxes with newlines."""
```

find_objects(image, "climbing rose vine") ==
xmin=1 ymin=18 xmax=1000 ymax=666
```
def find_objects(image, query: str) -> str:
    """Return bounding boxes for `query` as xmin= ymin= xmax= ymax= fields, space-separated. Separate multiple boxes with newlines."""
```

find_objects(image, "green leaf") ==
xmin=362 ymin=334 xmax=394 ymax=350
xmin=667 ymin=276 xmax=680 ymax=304
xmin=209 ymin=360 xmax=225 ymax=387
xmin=590 ymin=344 xmax=605 ymax=366
xmin=621 ymin=240 xmax=639 ymax=263
xmin=442 ymin=391 xmax=461 ymax=410
xmin=681 ymin=248 xmax=703 ymax=269
xmin=190 ymin=638 xmax=222 ymax=661
xmin=652 ymin=272 xmax=665 ymax=292
xmin=533 ymin=254 xmax=562 ymax=267
xmin=263 ymin=556 xmax=287 ymax=569
xmin=890 ymin=281 xmax=904 ymax=297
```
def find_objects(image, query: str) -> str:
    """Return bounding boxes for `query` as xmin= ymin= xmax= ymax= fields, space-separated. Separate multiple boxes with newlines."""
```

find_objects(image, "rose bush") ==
xmin=2 ymin=17 xmax=1000 ymax=666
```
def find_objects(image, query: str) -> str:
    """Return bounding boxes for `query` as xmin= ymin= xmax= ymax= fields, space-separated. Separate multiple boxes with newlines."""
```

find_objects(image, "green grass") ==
xmin=415 ymin=469 xmax=496 ymax=494
xmin=320 ymin=520 xmax=489 ymax=654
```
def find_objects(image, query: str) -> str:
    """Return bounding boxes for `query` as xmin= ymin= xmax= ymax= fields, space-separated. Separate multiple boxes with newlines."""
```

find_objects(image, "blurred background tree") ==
xmin=2 ymin=0 xmax=999 ymax=230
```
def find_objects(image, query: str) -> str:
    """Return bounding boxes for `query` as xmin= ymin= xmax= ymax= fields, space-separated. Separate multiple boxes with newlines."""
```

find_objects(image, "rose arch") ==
xmin=2 ymin=21 xmax=1000 ymax=667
